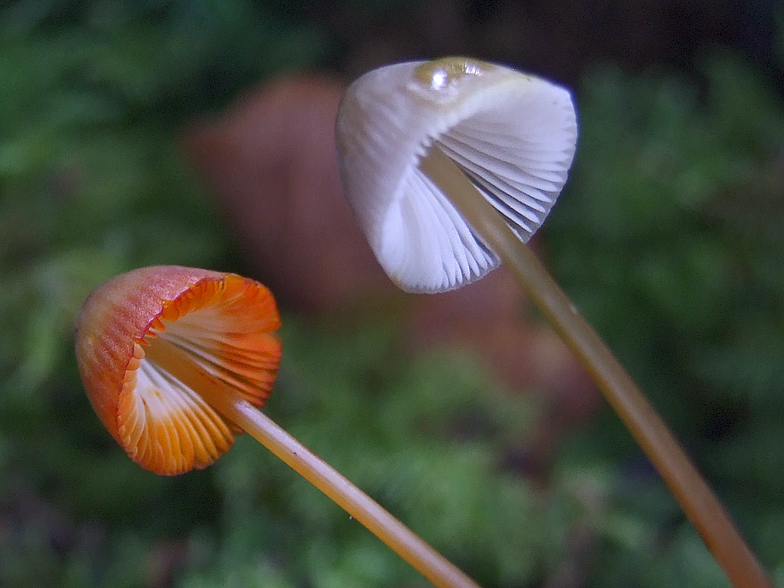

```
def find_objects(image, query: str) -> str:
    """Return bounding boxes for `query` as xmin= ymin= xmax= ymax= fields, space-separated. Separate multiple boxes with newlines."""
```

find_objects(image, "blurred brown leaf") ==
xmin=183 ymin=73 xmax=390 ymax=314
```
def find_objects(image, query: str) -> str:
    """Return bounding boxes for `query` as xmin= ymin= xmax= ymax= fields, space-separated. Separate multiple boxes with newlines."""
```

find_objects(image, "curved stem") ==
xmin=147 ymin=337 xmax=481 ymax=588
xmin=420 ymin=146 xmax=773 ymax=588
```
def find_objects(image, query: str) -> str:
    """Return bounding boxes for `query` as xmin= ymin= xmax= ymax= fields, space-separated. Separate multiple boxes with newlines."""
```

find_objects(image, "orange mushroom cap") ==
xmin=75 ymin=266 xmax=282 ymax=476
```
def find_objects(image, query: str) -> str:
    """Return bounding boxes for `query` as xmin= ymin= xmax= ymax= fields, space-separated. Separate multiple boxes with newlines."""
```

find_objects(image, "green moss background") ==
xmin=1 ymin=1 xmax=783 ymax=587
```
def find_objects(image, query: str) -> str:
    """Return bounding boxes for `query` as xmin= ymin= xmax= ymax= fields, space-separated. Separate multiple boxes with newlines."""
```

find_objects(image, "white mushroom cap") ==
xmin=336 ymin=57 xmax=578 ymax=293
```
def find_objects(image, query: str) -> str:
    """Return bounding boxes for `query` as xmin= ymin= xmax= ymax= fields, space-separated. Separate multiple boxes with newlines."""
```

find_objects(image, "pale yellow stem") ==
xmin=420 ymin=145 xmax=773 ymax=588
xmin=146 ymin=337 xmax=482 ymax=588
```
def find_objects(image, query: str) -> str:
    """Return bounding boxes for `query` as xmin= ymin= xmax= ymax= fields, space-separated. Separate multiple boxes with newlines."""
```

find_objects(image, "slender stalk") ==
xmin=420 ymin=145 xmax=773 ymax=588
xmin=146 ymin=337 xmax=482 ymax=588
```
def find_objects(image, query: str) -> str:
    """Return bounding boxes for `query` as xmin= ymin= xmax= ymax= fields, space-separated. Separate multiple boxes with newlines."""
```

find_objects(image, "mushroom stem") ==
xmin=144 ymin=337 xmax=481 ymax=588
xmin=419 ymin=145 xmax=773 ymax=588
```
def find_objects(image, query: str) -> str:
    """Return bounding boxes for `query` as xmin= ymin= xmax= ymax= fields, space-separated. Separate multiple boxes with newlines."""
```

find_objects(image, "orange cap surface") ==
xmin=75 ymin=266 xmax=282 ymax=475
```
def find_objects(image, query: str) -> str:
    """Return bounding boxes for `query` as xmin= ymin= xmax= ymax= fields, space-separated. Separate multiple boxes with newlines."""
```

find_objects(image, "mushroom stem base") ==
xmin=419 ymin=145 xmax=773 ymax=588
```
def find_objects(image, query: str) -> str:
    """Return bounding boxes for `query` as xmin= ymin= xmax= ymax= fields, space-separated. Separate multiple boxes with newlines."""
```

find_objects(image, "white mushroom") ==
xmin=336 ymin=57 xmax=577 ymax=292
xmin=336 ymin=57 xmax=774 ymax=588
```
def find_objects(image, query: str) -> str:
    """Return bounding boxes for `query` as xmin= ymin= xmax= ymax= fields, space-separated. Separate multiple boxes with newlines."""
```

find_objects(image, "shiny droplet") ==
xmin=414 ymin=58 xmax=491 ymax=93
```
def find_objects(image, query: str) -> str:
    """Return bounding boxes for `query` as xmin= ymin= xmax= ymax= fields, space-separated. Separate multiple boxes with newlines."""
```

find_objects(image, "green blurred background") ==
xmin=1 ymin=1 xmax=783 ymax=586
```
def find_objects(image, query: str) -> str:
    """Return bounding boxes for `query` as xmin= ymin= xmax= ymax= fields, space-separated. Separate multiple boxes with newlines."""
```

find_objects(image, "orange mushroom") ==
xmin=75 ymin=265 xmax=281 ymax=475
xmin=74 ymin=265 xmax=481 ymax=588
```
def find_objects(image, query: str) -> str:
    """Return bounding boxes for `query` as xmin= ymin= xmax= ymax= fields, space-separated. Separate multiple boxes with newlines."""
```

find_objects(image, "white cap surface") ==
xmin=336 ymin=58 xmax=577 ymax=293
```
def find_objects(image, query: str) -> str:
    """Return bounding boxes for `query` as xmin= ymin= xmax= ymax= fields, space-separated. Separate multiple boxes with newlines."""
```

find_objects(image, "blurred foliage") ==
xmin=1 ymin=1 xmax=783 ymax=587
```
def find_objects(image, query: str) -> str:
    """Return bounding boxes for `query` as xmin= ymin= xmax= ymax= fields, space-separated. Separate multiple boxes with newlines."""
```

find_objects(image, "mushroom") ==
xmin=337 ymin=57 xmax=576 ymax=293
xmin=75 ymin=265 xmax=481 ymax=588
xmin=336 ymin=57 xmax=772 ymax=588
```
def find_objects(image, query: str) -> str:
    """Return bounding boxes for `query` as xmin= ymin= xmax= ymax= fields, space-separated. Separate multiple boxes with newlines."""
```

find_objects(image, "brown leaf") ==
xmin=183 ymin=74 xmax=391 ymax=314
